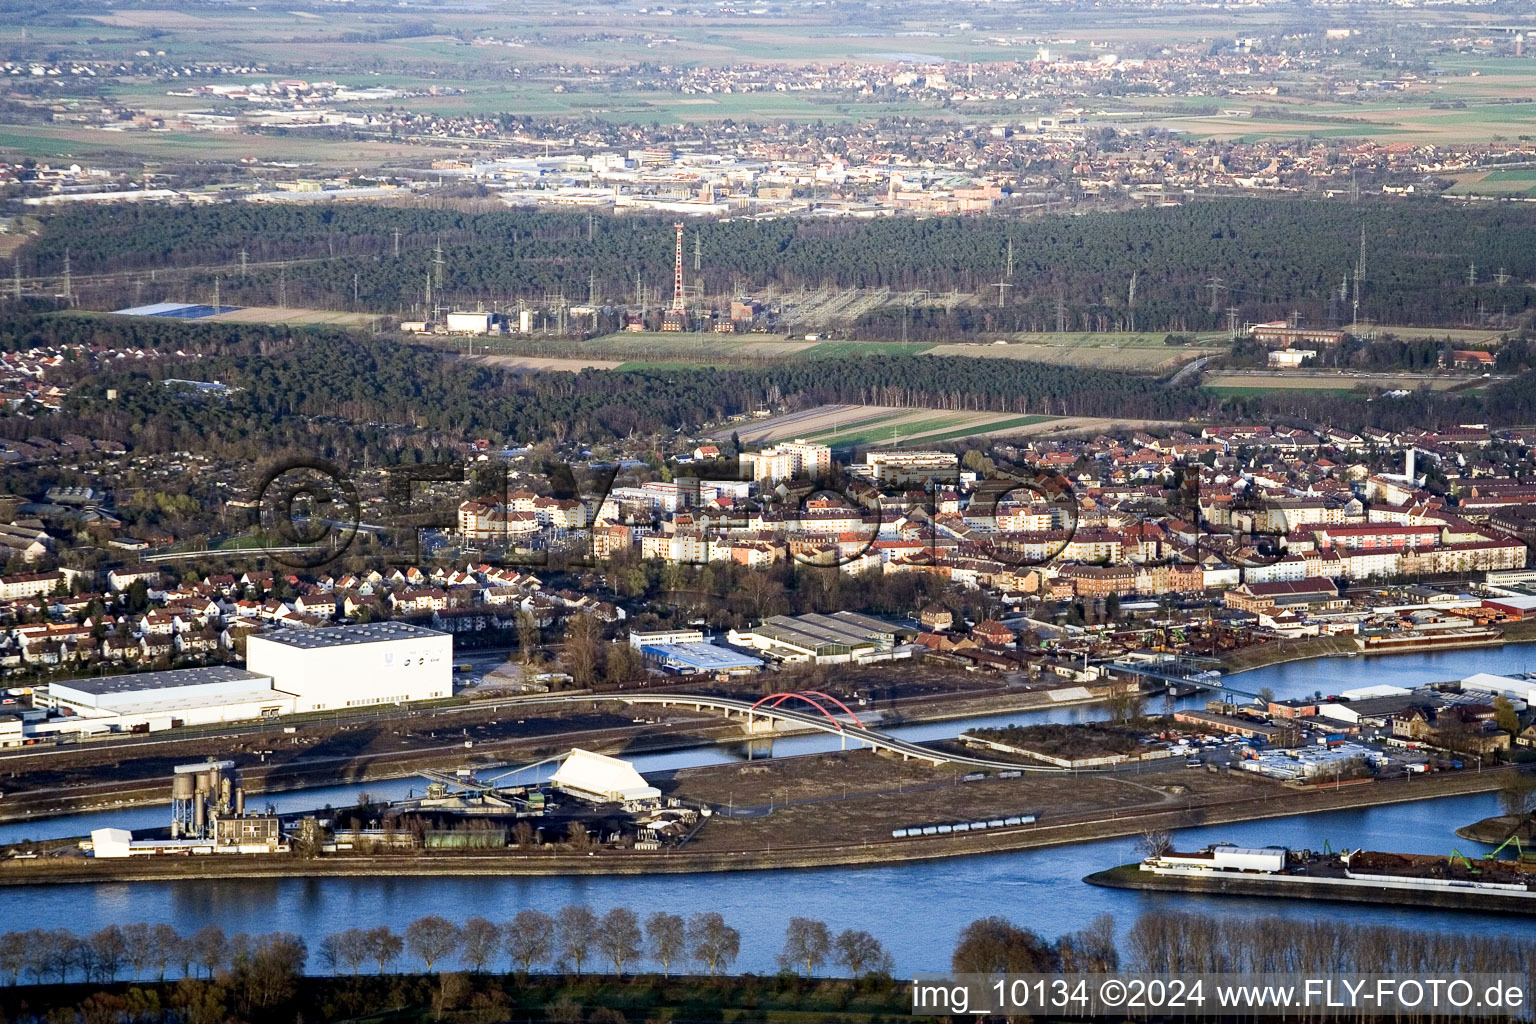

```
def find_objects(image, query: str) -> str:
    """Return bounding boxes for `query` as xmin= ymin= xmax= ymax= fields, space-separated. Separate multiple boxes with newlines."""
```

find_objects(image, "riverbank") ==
xmin=0 ymin=763 xmax=1514 ymax=886
xmin=1220 ymin=620 xmax=1536 ymax=674
xmin=1084 ymin=861 xmax=1536 ymax=916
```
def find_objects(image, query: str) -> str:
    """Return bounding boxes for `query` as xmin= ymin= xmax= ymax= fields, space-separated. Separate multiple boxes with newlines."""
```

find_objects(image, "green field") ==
xmin=807 ymin=413 xmax=977 ymax=446
xmin=1205 ymin=385 xmax=1358 ymax=398
xmin=904 ymin=414 xmax=1057 ymax=443
xmin=803 ymin=341 xmax=937 ymax=358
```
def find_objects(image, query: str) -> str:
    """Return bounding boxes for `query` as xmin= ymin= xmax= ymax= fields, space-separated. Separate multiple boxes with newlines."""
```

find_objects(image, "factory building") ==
xmin=92 ymin=760 xmax=286 ymax=857
xmin=245 ymin=621 xmax=452 ymax=713
xmin=43 ymin=666 xmax=294 ymax=731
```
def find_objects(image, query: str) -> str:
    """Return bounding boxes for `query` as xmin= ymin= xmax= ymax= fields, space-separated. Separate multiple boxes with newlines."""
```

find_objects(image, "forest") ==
xmin=3 ymin=313 xmax=1533 ymax=464
xmin=19 ymin=198 xmax=1536 ymax=333
xmin=2 ymin=314 xmax=1203 ymax=460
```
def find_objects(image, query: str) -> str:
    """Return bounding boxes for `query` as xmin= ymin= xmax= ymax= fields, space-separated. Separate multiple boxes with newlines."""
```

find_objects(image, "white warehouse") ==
xmin=245 ymin=621 xmax=453 ymax=713
xmin=45 ymin=666 xmax=294 ymax=732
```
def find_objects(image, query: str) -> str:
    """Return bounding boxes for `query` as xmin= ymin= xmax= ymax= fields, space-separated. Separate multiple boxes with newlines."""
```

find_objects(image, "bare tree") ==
xmin=778 ymin=917 xmax=831 ymax=977
xmin=1138 ymin=827 xmax=1173 ymax=859
xmin=122 ymin=922 xmax=155 ymax=980
xmin=189 ymin=925 xmax=228 ymax=980
xmin=517 ymin=610 xmax=541 ymax=665
xmin=0 ymin=932 xmax=25 ymax=985
xmin=91 ymin=926 xmax=128 ymax=982
xmin=556 ymin=905 xmax=599 ymax=975
xmin=406 ymin=916 xmax=462 ymax=972
xmin=566 ymin=822 xmax=593 ymax=851
xmin=833 ymin=929 xmax=892 ymax=979
xmin=326 ymin=928 xmax=371 ymax=976
xmin=365 ymin=925 xmax=403 ymax=975
xmin=460 ymin=917 xmax=501 ymax=973
xmin=150 ymin=924 xmax=182 ymax=981
xmin=687 ymin=912 xmax=740 ymax=977
xmin=645 ymin=912 xmax=686 ymax=978
xmin=1499 ymin=773 xmax=1536 ymax=818
xmin=505 ymin=909 xmax=555 ymax=974
xmin=598 ymin=907 xmax=643 ymax=976
xmin=561 ymin=612 xmax=604 ymax=687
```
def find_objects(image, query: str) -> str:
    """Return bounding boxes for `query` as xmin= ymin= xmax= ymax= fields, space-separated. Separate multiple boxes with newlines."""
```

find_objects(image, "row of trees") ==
xmin=0 ymin=910 xmax=894 ymax=987
xmin=1 ymin=910 xmax=1530 ymax=997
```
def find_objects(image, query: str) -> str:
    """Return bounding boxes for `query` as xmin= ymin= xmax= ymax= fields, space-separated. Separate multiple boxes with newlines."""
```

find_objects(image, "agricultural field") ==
xmin=728 ymin=404 xmax=1179 ymax=447
xmin=1444 ymin=169 xmax=1536 ymax=197
xmin=430 ymin=327 xmax=1232 ymax=374
xmin=0 ymin=123 xmax=462 ymax=167
xmin=1202 ymin=370 xmax=1481 ymax=393
xmin=929 ymin=332 xmax=1223 ymax=371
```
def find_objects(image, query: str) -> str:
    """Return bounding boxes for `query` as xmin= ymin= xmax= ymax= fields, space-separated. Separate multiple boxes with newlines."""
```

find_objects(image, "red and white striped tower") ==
xmin=671 ymin=222 xmax=686 ymax=315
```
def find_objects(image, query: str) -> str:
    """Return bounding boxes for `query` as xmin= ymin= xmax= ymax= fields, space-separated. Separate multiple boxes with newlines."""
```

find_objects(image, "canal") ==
xmin=1 ymin=646 xmax=1532 ymax=973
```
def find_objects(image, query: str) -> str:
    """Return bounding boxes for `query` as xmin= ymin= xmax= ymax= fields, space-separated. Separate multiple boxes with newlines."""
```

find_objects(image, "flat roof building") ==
xmin=246 ymin=621 xmax=452 ymax=713
xmin=46 ymin=666 xmax=294 ymax=729
xmin=640 ymin=642 xmax=763 ymax=676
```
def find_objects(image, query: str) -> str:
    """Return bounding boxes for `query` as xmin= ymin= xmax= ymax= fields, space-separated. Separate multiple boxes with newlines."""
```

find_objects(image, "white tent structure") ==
xmin=549 ymin=748 xmax=661 ymax=808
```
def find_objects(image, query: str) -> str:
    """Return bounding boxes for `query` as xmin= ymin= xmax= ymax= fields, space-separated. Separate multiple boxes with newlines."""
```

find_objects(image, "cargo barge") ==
xmin=1086 ymin=843 xmax=1536 ymax=915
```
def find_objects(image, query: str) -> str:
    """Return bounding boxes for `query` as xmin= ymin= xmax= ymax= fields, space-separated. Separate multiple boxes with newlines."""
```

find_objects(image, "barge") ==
xmin=1085 ymin=843 xmax=1536 ymax=915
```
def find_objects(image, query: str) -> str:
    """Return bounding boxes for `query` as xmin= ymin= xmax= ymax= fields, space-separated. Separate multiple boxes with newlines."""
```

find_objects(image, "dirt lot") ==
xmin=666 ymin=748 xmax=1285 ymax=849
xmin=465 ymin=353 xmax=626 ymax=372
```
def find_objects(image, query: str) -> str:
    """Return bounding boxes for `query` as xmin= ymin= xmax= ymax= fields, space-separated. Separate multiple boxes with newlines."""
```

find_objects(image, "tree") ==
xmin=517 ymin=611 xmax=541 ymax=665
xmin=91 ymin=925 xmax=128 ymax=982
xmin=645 ymin=912 xmax=686 ymax=978
xmin=318 ymin=934 xmax=345 ymax=975
xmin=189 ymin=925 xmax=227 ymax=980
xmin=598 ymin=907 xmax=643 ymax=976
xmin=365 ymin=925 xmax=403 ymax=975
xmin=951 ymin=917 xmax=1061 ymax=974
xmin=687 ymin=912 xmax=740 ymax=977
xmin=238 ymin=933 xmax=307 ymax=1008
xmin=778 ymin=917 xmax=831 ymax=977
xmin=833 ymin=929 xmax=892 ymax=979
xmin=561 ymin=612 xmax=603 ymax=686
xmin=321 ymin=928 xmax=371 ymax=976
xmin=1494 ymin=695 xmax=1521 ymax=735
xmin=1139 ymin=827 xmax=1173 ymax=859
xmin=0 ymin=932 xmax=26 ymax=985
xmin=506 ymin=909 xmax=555 ymax=974
xmin=405 ymin=915 xmax=461 ymax=973
xmin=1499 ymin=773 xmax=1536 ymax=818
xmin=556 ymin=905 xmax=599 ymax=975
xmin=566 ymin=821 xmax=593 ymax=851
xmin=460 ymin=917 xmax=501 ymax=973
xmin=1059 ymin=913 xmax=1119 ymax=973
xmin=122 ymin=922 xmax=155 ymax=980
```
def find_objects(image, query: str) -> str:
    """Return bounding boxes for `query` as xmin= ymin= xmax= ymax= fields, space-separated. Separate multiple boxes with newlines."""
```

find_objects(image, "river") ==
xmin=2 ymin=646 xmax=1533 ymax=974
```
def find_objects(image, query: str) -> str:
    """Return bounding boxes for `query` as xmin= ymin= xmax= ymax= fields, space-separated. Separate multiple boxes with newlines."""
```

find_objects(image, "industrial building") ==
xmin=31 ymin=622 xmax=454 ymax=738
xmin=91 ymin=760 xmax=286 ymax=857
xmin=639 ymin=641 xmax=763 ymax=677
xmin=43 ymin=666 xmax=293 ymax=731
xmin=245 ymin=621 xmax=452 ymax=713
xmin=548 ymin=748 xmax=661 ymax=809
xmin=728 ymin=611 xmax=914 ymax=665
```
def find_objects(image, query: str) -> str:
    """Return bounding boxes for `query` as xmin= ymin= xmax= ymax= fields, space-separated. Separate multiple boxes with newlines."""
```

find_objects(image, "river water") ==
xmin=3 ymin=646 xmax=1534 ymax=974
